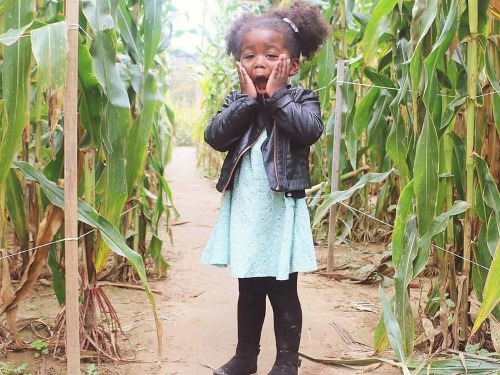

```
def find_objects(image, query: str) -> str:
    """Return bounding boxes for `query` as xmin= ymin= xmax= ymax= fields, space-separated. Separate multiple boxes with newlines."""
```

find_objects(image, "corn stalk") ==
xmin=0 ymin=0 xmax=174 ymax=357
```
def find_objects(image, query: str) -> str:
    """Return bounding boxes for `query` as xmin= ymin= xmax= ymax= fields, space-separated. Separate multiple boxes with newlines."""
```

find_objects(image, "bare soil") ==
xmin=3 ymin=146 xmax=404 ymax=374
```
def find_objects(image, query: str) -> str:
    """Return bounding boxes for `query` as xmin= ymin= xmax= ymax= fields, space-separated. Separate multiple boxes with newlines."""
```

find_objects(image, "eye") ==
xmin=266 ymin=54 xmax=278 ymax=60
xmin=243 ymin=54 xmax=255 ymax=60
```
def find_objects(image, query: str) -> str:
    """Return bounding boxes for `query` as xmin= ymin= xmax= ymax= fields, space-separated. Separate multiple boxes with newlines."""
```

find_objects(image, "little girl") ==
xmin=201 ymin=2 xmax=330 ymax=374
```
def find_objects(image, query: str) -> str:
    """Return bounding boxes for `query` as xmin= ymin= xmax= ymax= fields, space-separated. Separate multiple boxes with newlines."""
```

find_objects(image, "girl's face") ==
xmin=239 ymin=28 xmax=299 ymax=96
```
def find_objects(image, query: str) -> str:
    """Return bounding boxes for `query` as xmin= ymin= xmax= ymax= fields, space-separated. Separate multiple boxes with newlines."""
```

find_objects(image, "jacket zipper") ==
xmin=273 ymin=122 xmax=281 ymax=191
xmin=222 ymin=129 xmax=266 ymax=192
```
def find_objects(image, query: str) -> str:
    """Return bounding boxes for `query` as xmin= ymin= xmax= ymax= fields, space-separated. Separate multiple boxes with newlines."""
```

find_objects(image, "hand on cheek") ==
xmin=267 ymin=54 xmax=290 ymax=97
xmin=236 ymin=61 xmax=257 ymax=99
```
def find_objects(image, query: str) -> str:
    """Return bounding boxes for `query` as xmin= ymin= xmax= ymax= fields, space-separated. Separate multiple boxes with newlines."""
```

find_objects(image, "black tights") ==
xmin=237 ymin=273 xmax=302 ymax=351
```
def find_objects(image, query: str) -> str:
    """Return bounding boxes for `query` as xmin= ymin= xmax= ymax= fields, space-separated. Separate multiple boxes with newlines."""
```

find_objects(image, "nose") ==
xmin=254 ymin=55 xmax=265 ymax=68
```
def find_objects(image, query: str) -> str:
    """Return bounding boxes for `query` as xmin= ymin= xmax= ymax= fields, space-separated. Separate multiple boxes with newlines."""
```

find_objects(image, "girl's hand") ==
xmin=236 ymin=61 xmax=257 ymax=99
xmin=267 ymin=54 xmax=290 ymax=97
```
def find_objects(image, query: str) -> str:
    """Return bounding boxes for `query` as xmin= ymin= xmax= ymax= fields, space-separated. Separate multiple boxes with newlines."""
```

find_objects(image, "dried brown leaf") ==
xmin=1 ymin=205 xmax=63 ymax=316
xmin=490 ymin=315 xmax=500 ymax=354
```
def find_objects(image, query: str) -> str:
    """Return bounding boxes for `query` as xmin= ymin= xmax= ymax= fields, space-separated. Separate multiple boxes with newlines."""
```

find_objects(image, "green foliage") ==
xmin=30 ymin=339 xmax=49 ymax=357
xmin=0 ymin=362 xmax=28 ymax=375
xmin=86 ymin=364 xmax=99 ymax=375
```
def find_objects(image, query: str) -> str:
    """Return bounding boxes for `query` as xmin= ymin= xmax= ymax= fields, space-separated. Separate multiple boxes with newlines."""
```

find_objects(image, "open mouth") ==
xmin=254 ymin=76 xmax=268 ymax=95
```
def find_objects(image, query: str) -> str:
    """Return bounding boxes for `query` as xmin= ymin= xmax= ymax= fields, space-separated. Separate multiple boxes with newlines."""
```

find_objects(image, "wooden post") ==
xmin=326 ymin=59 xmax=345 ymax=274
xmin=64 ymin=0 xmax=80 ymax=373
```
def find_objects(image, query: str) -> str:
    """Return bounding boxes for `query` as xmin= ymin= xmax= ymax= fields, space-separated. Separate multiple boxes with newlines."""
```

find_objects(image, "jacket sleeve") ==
xmin=265 ymin=87 xmax=324 ymax=146
xmin=204 ymin=92 xmax=258 ymax=152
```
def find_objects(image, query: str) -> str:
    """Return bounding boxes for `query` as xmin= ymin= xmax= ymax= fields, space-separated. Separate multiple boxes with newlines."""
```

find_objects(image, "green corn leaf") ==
xmin=367 ymin=90 xmax=391 ymax=141
xmin=0 ymin=0 xmax=16 ymax=14
xmin=0 ymin=0 xmax=34 ymax=186
xmin=493 ymin=93 xmax=500 ymax=133
xmin=407 ymin=357 xmax=500 ymax=374
xmin=449 ymin=132 xmax=466 ymax=200
xmin=423 ymin=0 xmax=458 ymax=113
xmin=100 ymin=101 xmax=131 ymax=154
xmin=48 ymin=247 xmax=66 ymax=305
xmin=474 ymin=154 xmax=500 ymax=216
xmin=147 ymin=152 xmax=179 ymax=219
xmin=414 ymin=200 xmax=470 ymax=277
xmin=313 ymin=170 xmax=394 ymax=227
xmin=78 ymin=36 xmax=104 ymax=147
xmin=31 ymin=21 xmax=68 ymax=92
xmin=472 ymin=239 xmax=500 ymax=334
xmin=83 ymin=0 xmax=129 ymax=108
xmin=394 ymin=217 xmax=418 ymax=356
xmin=353 ymin=87 xmax=380 ymax=138
xmin=409 ymin=42 xmax=423 ymax=121
xmin=414 ymin=113 xmax=439 ymax=236
xmin=143 ymin=0 xmax=162 ymax=72
xmin=391 ymin=181 xmax=414 ymax=268
xmin=472 ymin=222 xmax=500 ymax=321
xmin=373 ymin=313 xmax=389 ymax=354
xmin=422 ymin=0 xmax=458 ymax=72
xmin=117 ymin=1 xmax=143 ymax=64
xmin=440 ymin=95 xmax=468 ymax=137
xmin=95 ymin=148 xmax=128 ymax=272
xmin=0 ymin=22 xmax=32 ymax=46
xmin=486 ymin=214 xmax=499 ymax=257
xmin=378 ymin=286 xmax=409 ymax=373
xmin=90 ymin=28 xmax=130 ymax=108
xmin=81 ymin=0 xmax=117 ymax=32
xmin=5 ymin=170 xmax=28 ymax=250
xmin=317 ymin=38 xmax=335 ymax=110
xmin=360 ymin=0 xmax=399 ymax=65
xmin=342 ymin=68 xmax=357 ymax=169
xmin=410 ymin=0 xmax=438 ymax=51
xmin=482 ymin=36 xmax=500 ymax=94
xmin=386 ymin=109 xmax=410 ymax=185
xmin=363 ymin=67 xmax=396 ymax=91
xmin=126 ymin=71 xmax=159 ymax=192
xmin=146 ymin=234 xmax=169 ymax=278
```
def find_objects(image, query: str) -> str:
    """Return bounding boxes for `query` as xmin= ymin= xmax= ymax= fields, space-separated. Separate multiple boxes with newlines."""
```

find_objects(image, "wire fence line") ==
xmin=312 ymin=78 xmax=500 ymax=100
xmin=0 ymin=205 xmax=139 ymax=261
xmin=1 ymin=196 xmax=490 ymax=273
xmin=337 ymin=201 xmax=491 ymax=272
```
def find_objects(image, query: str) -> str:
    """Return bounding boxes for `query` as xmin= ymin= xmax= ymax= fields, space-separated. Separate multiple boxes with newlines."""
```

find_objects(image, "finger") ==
xmin=273 ymin=57 xmax=284 ymax=79
xmin=284 ymin=58 xmax=290 ymax=76
xmin=236 ymin=62 xmax=243 ymax=80
xmin=281 ymin=55 xmax=290 ymax=79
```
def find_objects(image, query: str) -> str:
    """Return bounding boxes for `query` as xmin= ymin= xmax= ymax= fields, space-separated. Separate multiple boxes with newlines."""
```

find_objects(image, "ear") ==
xmin=288 ymin=58 xmax=300 ymax=77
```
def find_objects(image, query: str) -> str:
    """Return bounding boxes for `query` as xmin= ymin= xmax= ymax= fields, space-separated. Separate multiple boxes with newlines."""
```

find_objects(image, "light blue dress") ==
xmin=201 ymin=132 xmax=317 ymax=281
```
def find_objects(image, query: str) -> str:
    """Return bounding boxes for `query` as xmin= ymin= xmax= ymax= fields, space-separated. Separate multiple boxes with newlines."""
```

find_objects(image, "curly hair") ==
xmin=225 ymin=1 xmax=330 ymax=61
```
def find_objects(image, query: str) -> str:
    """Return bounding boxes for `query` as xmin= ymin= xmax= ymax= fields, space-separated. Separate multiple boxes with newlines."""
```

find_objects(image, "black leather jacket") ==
xmin=205 ymin=86 xmax=324 ymax=196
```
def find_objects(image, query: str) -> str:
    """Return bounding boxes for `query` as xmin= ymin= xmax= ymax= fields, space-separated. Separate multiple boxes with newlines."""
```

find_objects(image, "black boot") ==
xmin=267 ymin=350 xmax=300 ymax=375
xmin=213 ymin=345 xmax=260 ymax=375
xmin=215 ymin=278 xmax=267 ymax=375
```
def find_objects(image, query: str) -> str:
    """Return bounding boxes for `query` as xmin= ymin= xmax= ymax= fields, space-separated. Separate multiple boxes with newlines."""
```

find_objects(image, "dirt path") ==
xmin=159 ymin=146 xmax=401 ymax=375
